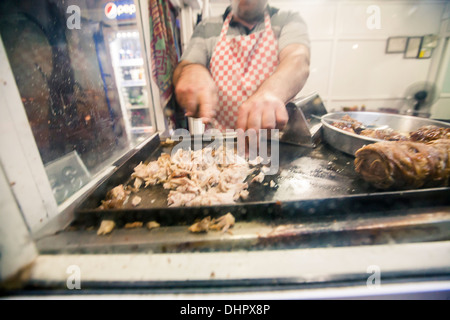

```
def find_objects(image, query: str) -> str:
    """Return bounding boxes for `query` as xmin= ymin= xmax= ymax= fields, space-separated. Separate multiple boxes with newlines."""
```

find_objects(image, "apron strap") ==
xmin=219 ymin=12 xmax=233 ymax=40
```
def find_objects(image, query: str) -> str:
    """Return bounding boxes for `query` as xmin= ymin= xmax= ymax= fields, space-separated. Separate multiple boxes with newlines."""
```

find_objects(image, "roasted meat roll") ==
xmin=355 ymin=139 xmax=450 ymax=189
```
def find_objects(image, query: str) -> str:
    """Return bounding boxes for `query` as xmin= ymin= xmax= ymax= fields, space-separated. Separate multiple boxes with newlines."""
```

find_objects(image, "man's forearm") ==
xmin=173 ymin=60 xmax=218 ymax=122
xmin=254 ymin=44 xmax=310 ymax=103
xmin=173 ymin=60 xmax=214 ymax=85
xmin=173 ymin=60 xmax=191 ymax=86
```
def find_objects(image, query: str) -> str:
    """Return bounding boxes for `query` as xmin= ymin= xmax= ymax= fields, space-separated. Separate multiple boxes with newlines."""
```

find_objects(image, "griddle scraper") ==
xmin=279 ymin=92 xmax=328 ymax=147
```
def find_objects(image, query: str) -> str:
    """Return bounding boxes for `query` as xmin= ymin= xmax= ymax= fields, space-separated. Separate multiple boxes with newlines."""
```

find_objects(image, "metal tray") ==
xmin=73 ymin=134 xmax=450 ymax=228
xmin=321 ymin=112 xmax=450 ymax=156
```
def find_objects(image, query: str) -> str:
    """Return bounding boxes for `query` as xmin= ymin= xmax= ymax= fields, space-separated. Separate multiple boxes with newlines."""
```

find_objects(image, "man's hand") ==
xmin=173 ymin=62 xmax=218 ymax=124
xmin=236 ymin=43 xmax=310 ymax=132
xmin=236 ymin=92 xmax=288 ymax=131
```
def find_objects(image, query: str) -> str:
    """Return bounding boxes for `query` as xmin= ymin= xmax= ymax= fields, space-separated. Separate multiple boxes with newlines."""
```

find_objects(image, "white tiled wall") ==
xmin=331 ymin=40 xmax=431 ymax=98
xmin=208 ymin=0 xmax=449 ymax=118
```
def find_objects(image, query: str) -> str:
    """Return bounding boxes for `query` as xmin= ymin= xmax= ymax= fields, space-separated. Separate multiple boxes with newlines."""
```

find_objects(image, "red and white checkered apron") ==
xmin=209 ymin=11 xmax=279 ymax=131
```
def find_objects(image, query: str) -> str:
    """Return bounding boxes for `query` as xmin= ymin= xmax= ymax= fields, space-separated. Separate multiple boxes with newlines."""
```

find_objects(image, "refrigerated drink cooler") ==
xmin=108 ymin=29 xmax=153 ymax=137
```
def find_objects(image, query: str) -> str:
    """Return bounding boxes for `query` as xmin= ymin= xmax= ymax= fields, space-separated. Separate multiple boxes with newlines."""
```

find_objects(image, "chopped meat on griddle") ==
xmin=131 ymin=196 xmax=142 ymax=207
xmin=251 ymin=171 xmax=265 ymax=184
xmin=98 ymin=185 xmax=130 ymax=209
xmin=132 ymin=146 xmax=253 ymax=208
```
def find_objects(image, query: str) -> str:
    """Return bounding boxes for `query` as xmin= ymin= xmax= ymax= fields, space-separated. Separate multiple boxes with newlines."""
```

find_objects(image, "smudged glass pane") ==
xmin=0 ymin=0 xmax=155 ymax=205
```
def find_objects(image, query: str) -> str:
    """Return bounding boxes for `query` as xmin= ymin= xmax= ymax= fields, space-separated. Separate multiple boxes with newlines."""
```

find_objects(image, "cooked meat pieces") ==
xmin=108 ymin=184 xmax=128 ymax=199
xmin=99 ymin=146 xmax=253 ymax=210
xmin=331 ymin=115 xmax=365 ymax=134
xmin=188 ymin=216 xmax=211 ymax=233
xmin=160 ymin=138 xmax=175 ymax=147
xmin=132 ymin=155 xmax=172 ymax=187
xmin=98 ymin=185 xmax=130 ymax=209
xmin=131 ymin=196 xmax=142 ymax=207
xmin=97 ymin=220 xmax=116 ymax=236
xmin=331 ymin=121 xmax=356 ymax=134
xmin=132 ymin=146 xmax=253 ymax=207
xmin=342 ymin=115 xmax=366 ymax=133
xmin=332 ymin=115 xmax=409 ymax=141
xmin=355 ymin=139 xmax=450 ymax=190
xmin=133 ymin=177 xmax=143 ymax=190
xmin=146 ymin=221 xmax=160 ymax=230
xmin=210 ymin=213 xmax=235 ymax=233
xmin=331 ymin=115 xmax=449 ymax=143
xmin=188 ymin=213 xmax=236 ymax=234
xmin=167 ymin=191 xmax=198 ymax=207
xmin=124 ymin=222 xmax=143 ymax=229
xmin=410 ymin=126 xmax=450 ymax=143
xmin=359 ymin=128 xmax=409 ymax=141
xmin=261 ymin=166 xmax=270 ymax=174
xmin=239 ymin=189 xmax=249 ymax=200
xmin=248 ymin=156 xmax=264 ymax=166
xmin=251 ymin=171 xmax=265 ymax=184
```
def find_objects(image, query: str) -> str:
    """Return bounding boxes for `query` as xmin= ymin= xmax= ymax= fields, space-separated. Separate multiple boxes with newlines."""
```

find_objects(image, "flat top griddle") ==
xmin=73 ymin=134 xmax=450 ymax=228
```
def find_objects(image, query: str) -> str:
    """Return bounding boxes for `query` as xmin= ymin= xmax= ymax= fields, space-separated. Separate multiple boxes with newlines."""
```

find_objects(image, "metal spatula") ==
xmin=279 ymin=92 xmax=328 ymax=147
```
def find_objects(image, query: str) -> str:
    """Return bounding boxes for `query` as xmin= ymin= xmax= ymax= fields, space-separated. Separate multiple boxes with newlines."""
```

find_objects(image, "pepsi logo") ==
xmin=105 ymin=2 xmax=118 ymax=19
xmin=105 ymin=1 xmax=136 ymax=20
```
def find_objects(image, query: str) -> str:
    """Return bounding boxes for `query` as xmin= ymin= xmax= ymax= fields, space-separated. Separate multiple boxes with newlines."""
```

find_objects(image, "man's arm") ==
xmin=255 ymin=43 xmax=310 ymax=104
xmin=173 ymin=18 xmax=218 ymax=124
xmin=173 ymin=60 xmax=218 ymax=123
xmin=236 ymin=43 xmax=310 ymax=131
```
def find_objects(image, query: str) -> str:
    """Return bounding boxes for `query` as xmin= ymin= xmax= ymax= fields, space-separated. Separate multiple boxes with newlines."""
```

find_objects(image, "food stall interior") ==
xmin=0 ymin=0 xmax=449 ymax=298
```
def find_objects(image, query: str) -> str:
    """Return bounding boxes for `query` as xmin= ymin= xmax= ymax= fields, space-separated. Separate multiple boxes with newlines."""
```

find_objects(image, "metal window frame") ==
xmin=0 ymin=34 xmax=59 ymax=235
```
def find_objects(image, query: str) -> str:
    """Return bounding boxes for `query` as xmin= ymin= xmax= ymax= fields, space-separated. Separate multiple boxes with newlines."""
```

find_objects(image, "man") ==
xmin=173 ymin=0 xmax=310 ymax=132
